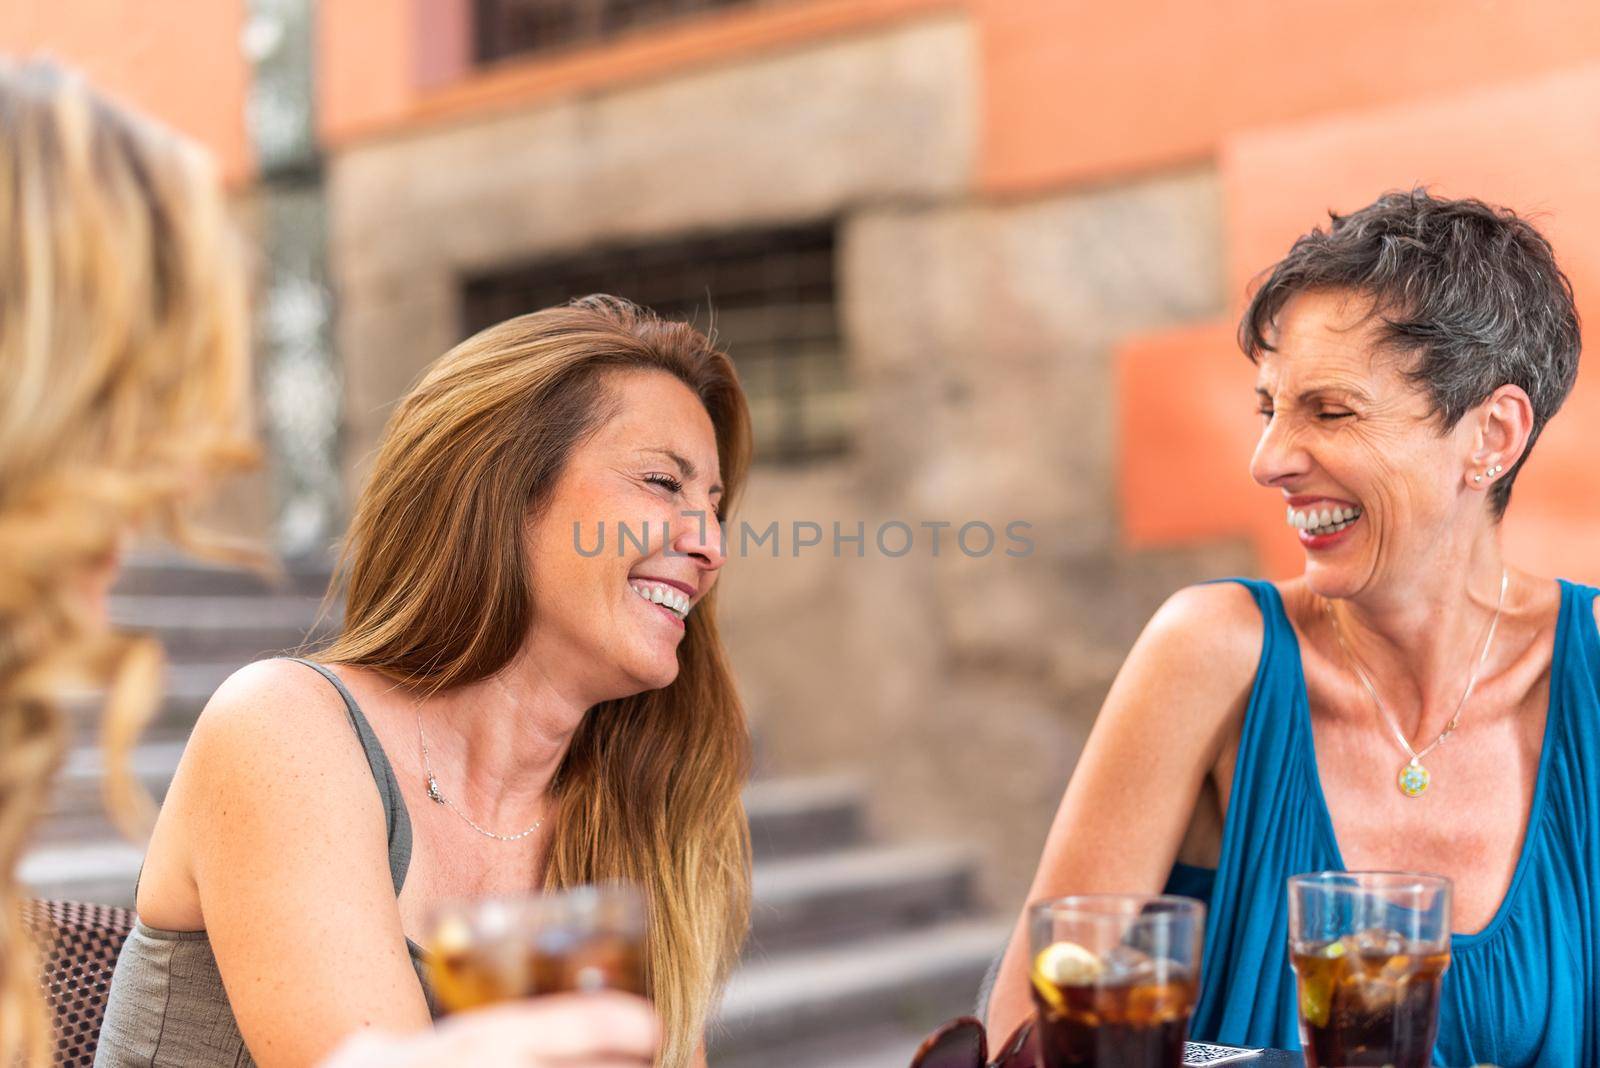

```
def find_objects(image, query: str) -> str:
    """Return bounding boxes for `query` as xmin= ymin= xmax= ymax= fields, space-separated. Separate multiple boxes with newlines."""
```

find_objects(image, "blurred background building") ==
xmin=10 ymin=2 xmax=1600 ymax=1063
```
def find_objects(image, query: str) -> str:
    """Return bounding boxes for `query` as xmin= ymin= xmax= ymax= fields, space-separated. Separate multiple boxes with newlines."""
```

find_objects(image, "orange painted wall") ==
xmin=1120 ymin=63 xmax=1600 ymax=583
xmin=317 ymin=0 xmax=962 ymax=147
xmin=978 ymin=0 xmax=1600 ymax=195
xmin=1118 ymin=320 xmax=1258 ymax=544
xmin=317 ymin=0 xmax=418 ymax=147
xmin=0 ymin=0 xmax=252 ymax=184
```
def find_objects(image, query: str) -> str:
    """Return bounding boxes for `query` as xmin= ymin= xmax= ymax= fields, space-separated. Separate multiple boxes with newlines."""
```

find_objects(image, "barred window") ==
xmin=475 ymin=0 xmax=773 ymax=64
xmin=461 ymin=224 xmax=852 ymax=463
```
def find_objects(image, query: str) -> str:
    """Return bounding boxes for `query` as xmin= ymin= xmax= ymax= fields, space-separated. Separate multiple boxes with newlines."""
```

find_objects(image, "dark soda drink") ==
xmin=1030 ymin=942 xmax=1195 ymax=1068
xmin=432 ymin=929 xmax=645 ymax=1013
xmin=427 ymin=886 xmax=648 ymax=1014
xmin=1291 ymin=933 xmax=1449 ymax=1068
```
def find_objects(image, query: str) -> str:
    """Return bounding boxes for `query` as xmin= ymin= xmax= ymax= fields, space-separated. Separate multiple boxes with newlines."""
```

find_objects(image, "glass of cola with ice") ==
xmin=1288 ymin=871 xmax=1452 ymax=1068
xmin=1027 ymin=894 xmax=1204 ymax=1068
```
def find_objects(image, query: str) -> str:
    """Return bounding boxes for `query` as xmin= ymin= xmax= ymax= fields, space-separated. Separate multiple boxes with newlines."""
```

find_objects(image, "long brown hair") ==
xmin=0 ymin=60 xmax=255 ymax=1063
xmin=319 ymin=295 xmax=753 ymax=1066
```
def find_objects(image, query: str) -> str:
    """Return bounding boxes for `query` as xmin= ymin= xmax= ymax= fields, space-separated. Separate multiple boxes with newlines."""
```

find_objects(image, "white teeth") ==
xmin=1284 ymin=504 xmax=1364 ymax=534
xmin=630 ymin=581 xmax=690 ymax=619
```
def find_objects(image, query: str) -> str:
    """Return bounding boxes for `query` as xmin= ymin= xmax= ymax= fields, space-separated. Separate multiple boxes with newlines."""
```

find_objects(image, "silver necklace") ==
xmin=1323 ymin=567 xmax=1508 ymax=798
xmin=417 ymin=711 xmax=544 ymax=842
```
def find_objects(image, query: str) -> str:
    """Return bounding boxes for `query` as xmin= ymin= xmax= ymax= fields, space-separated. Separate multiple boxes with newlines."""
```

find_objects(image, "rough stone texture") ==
xmin=842 ymin=168 xmax=1225 ymax=531
xmin=327 ymin=14 xmax=975 ymax=472
xmin=765 ymin=170 xmax=1246 ymax=905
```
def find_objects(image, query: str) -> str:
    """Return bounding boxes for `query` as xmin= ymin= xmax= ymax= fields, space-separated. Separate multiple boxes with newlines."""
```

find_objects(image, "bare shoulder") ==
xmin=1099 ymin=581 xmax=1265 ymax=742
xmin=186 ymin=658 xmax=362 ymax=770
xmin=1136 ymin=580 xmax=1265 ymax=681
xmin=179 ymin=659 xmax=380 ymax=838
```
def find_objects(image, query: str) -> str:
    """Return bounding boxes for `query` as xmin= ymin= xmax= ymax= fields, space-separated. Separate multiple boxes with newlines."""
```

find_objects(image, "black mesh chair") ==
xmin=20 ymin=899 xmax=135 ymax=1067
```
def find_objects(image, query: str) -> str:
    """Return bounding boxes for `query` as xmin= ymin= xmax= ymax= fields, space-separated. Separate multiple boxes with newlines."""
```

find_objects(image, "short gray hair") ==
xmin=1239 ymin=188 xmax=1581 ymax=518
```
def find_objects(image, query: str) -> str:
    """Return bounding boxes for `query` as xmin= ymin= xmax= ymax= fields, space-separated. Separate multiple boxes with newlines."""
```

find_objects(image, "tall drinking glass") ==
xmin=1288 ymin=871 xmax=1452 ymax=1068
xmin=1027 ymin=894 xmax=1204 ymax=1068
xmin=425 ymin=884 xmax=647 ymax=1014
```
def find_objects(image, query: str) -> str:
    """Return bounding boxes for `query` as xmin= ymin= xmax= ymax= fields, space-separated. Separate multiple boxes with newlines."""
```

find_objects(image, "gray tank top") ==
xmin=94 ymin=658 xmax=438 ymax=1068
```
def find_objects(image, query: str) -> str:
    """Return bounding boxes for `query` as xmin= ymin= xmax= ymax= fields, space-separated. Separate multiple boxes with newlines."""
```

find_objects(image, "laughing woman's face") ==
xmin=1249 ymin=288 xmax=1488 ymax=601
xmin=523 ymin=369 xmax=727 ymax=702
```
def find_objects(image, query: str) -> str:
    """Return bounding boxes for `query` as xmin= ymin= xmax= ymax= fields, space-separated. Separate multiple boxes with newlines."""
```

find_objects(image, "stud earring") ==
xmin=1473 ymin=474 xmax=1483 ymax=484
xmin=1490 ymin=464 xmax=1504 ymax=476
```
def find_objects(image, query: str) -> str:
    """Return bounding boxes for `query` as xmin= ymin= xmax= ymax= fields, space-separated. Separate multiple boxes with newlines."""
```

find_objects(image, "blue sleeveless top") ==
xmin=1163 ymin=578 xmax=1600 ymax=1068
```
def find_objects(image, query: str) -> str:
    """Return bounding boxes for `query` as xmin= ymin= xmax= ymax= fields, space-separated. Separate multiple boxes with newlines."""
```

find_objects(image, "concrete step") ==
xmin=712 ymin=919 xmax=1008 ymax=1062
xmin=744 ymin=775 xmax=865 ymax=861
xmin=107 ymin=594 xmax=334 ymax=660
xmin=38 ymin=739 xmax=187 ymax=843
xmin=63 ymin=659 xmax=240 ymax=744
xmin=18 ymin=840 xmax=142 ymax=908
xmin=748 ymin=842 xmax=975 ymax=955
xmin=116 ymin=553 xmax=332 ymax=598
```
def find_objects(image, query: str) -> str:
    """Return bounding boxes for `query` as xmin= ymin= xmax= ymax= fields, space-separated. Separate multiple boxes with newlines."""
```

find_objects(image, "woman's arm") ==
xmin=319 ymin=994 xmax=659 ymax=1067
xmin=984 ymin=582 xmax=1262 ymax=1040
xmin=178 ymin=660 xmax=433 ymax=1066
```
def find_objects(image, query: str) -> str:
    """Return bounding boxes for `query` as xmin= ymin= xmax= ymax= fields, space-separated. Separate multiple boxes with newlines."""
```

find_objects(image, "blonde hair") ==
xmin=0 ymin=59 xmax=255 ymax=1063
xmin=319 ymin=296 xmax=753 ymax=1067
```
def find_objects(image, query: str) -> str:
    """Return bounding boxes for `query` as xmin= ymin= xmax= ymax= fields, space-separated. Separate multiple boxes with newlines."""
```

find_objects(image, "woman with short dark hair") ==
xmin=989 ymin=189 xmax=1597 ymax=1066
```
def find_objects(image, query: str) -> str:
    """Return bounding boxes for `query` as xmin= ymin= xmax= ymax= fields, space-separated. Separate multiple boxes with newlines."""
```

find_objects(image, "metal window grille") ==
xmin=475 ymin=0 xmax=772 ymax=64
xmin=461 ymin=224 xmax=852 ymax=463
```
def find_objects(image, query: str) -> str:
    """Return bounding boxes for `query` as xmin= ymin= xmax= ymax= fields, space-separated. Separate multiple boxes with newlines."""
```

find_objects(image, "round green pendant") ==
xmin=1398 ymin=761 xmax=1430 ymax=798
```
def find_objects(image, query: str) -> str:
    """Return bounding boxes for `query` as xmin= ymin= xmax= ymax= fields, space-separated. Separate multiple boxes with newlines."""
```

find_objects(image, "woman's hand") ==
xmin=318 ymin=993 xmax=660 ymax=1067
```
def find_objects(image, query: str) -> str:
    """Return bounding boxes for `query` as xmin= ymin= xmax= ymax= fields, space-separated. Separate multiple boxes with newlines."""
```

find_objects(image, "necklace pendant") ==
xmin=426 ymin=774 xmax=443 ymax=803
xmin=1398 ymin=759 xmax=1430 ymax=798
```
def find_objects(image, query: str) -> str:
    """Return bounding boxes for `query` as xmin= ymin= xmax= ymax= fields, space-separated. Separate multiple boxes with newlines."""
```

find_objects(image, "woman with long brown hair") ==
xmin=100 ymin=295 xmax=754 ymax=1067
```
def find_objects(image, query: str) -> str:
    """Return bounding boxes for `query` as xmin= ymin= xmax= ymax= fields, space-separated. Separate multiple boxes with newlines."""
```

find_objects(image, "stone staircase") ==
xmin=20 ymin=556 xmax=1007 ymax=1068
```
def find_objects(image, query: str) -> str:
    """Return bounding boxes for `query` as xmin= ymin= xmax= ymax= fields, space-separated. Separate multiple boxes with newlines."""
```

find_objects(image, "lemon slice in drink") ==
xmin=1030 ymin=941 xmax=1102 ymax=1012
xmin=1296 ymin=941 xmax=1345 ymax=1029
xmin=1299 ymin=974 xmax=1333 ymax=1029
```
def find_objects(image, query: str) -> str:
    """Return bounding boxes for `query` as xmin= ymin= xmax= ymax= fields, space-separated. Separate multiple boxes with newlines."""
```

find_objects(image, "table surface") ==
xmin=1184 ymin=1048 xmax=1304 ymax=1067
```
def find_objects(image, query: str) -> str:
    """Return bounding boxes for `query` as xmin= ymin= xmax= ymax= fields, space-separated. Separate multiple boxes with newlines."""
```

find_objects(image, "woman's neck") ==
xmin=1326 ymin=529 xmax=1511 ymax=738
xmin=415 ymin=644 xmax=594 ymax=826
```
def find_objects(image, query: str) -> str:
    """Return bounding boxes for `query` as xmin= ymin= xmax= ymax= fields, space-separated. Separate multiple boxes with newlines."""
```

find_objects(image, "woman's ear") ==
xmin=1471 ymin=384 xmax=1535 ymax=474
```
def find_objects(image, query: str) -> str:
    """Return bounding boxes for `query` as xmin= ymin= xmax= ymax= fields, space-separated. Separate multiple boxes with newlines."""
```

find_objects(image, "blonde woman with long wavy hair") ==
xmin=101 ymin=295 xmax=753 ymax=1067
xmin=1 ymin=59 xmax=662 ymax=1068
xmin=0 ymin=57 xmax=255 ymax=1066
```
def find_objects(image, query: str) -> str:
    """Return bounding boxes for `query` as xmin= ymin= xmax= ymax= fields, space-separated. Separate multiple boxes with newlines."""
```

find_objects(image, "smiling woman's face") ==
xmin=523 ymin=369 xmax=726 ymax=700
xmin=1249 ymin=288 xmax=1486 ymax=600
